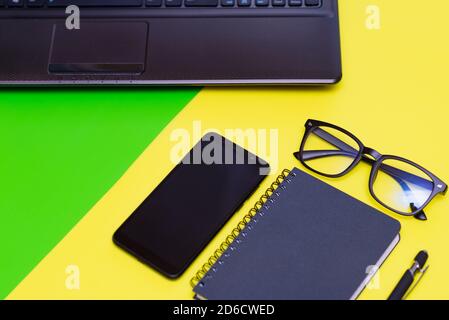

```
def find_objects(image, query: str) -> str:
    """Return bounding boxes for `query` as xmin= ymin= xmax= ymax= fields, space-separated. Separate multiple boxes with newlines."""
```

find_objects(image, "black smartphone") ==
xmin=113 ymin=132 xmax=269 ymax=278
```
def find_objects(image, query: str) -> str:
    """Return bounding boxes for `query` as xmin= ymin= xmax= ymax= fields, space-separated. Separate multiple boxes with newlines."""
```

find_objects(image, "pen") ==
xmin=388 ymin=250 xmax=429 ymax=300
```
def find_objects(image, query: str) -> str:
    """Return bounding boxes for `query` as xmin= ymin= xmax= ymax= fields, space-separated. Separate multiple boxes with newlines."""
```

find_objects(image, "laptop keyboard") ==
xmin=0 ymin=0 xmax=321 ymax=8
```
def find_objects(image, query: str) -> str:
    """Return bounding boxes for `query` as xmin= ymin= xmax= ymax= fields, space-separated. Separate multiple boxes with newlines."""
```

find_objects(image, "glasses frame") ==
xmin=294 ymin=119 xmax=447 ymax=220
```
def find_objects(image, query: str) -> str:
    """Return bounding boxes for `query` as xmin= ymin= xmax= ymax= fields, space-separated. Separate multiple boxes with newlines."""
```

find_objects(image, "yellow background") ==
xmin=8 ymin=0 xmax=449 ymax=299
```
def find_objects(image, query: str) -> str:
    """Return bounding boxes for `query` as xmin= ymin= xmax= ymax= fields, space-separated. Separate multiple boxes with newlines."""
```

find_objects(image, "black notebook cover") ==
xmin=193 ymin=168 xmax=401 ymax=300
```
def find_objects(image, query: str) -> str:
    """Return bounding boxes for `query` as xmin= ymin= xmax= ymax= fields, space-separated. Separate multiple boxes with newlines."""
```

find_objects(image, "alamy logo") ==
xmin=65 ymin=264 xmax=80 ymax=290
xmin=65 ymin=5 xmax=80 ymax=30
xmin=366 ymin=265 xmax=381 ymax=290
xmin=366 ymin=5 xmax=381 ymax=30
xmin=170 ymin=121 xmax=278 ymax=175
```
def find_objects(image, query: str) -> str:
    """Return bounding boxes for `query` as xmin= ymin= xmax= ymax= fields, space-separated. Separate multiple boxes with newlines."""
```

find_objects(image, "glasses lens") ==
xmin=301 ymin=126 xmax=361 ymax=176
xmin=372 ymin=159 xmax=434 ymax=214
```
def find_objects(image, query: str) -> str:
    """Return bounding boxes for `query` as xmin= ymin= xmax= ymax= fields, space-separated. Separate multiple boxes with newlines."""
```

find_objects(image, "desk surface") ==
xmin=2 ymin=0 xmax=449 ymax=299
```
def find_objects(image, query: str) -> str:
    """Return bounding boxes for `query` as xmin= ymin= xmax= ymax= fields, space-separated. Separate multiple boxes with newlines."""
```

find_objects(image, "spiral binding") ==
xmin=190 ymin=168 xmax=293 ymax=288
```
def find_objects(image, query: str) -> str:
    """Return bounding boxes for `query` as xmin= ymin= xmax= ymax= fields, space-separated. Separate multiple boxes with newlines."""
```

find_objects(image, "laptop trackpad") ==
xmin=49 ymin=22 xmax=148 ymax=74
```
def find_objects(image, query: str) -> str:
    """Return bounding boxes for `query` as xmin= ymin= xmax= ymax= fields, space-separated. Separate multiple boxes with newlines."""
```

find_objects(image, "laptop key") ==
xmin=305 ymin=0 xmax=319 ymax=6
xmin=237 ymin=0 xmax=250 ymax=7
xmin=165 ymin=0 xmax=182 ymax=6
xmin=255 ymin=0 xmax=268 ymax=6
xmin=146 ymin=0 xmax=162 ymax=6
xmin=26 ymin=0 xmax=45 ymax=7
xmin=185 ymin=0 xmax=218 ymax=7
xmin=288 ymin=0 xmax=302 ymax=6
xmin=7 ymin=0 xmax=24 ymax=6
xmin=272 ymin=0 xmax=285 ymax=6
xmin=221 ymin=0 xmax=234 ymax=6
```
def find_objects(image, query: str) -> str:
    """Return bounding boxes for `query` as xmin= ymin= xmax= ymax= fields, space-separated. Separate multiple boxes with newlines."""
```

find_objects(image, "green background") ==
xmin=0 ymin=88 xmax=199 ymax=299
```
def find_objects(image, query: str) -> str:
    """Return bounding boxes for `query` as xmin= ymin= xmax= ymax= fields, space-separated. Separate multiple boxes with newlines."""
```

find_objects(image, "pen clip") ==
xmin=404 ymin=265 xmax=429 ymax=300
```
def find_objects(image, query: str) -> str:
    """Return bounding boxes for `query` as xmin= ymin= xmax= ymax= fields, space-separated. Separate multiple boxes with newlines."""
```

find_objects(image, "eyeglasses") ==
xmin=294 ymin=119 xmax=447 ymax=221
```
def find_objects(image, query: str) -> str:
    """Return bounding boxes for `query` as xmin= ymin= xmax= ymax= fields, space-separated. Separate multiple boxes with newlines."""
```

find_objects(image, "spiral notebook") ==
xmin=191 ymin=168 xmax=401 ymax=300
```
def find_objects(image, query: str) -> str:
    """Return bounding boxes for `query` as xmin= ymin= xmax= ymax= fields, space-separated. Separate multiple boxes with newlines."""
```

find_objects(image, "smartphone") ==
xmin=113 ymin=132 xmax=269 ymax=278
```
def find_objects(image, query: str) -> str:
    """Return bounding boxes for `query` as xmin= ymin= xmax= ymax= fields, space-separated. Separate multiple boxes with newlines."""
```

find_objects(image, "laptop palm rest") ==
xmin=49 ymin=22 xmax=148 ymax=75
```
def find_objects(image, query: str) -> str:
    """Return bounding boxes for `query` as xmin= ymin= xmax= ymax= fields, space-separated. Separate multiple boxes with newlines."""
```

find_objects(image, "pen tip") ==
xmin=415 ymin=250 xmax=429 ymax=267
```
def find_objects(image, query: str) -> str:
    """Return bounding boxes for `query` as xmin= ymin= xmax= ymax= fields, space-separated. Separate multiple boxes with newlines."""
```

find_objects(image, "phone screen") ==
xmin=113 ymin=133 xmax=269 ymax=278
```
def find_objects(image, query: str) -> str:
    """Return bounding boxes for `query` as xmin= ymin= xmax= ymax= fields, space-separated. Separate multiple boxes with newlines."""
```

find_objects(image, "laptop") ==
xmin=0 ymin=0 xmax=342 ymax=85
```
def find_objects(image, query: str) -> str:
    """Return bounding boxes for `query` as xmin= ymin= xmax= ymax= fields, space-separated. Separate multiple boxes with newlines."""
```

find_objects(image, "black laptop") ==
xmin=0 ymin=0 xmax=342 ymax=85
